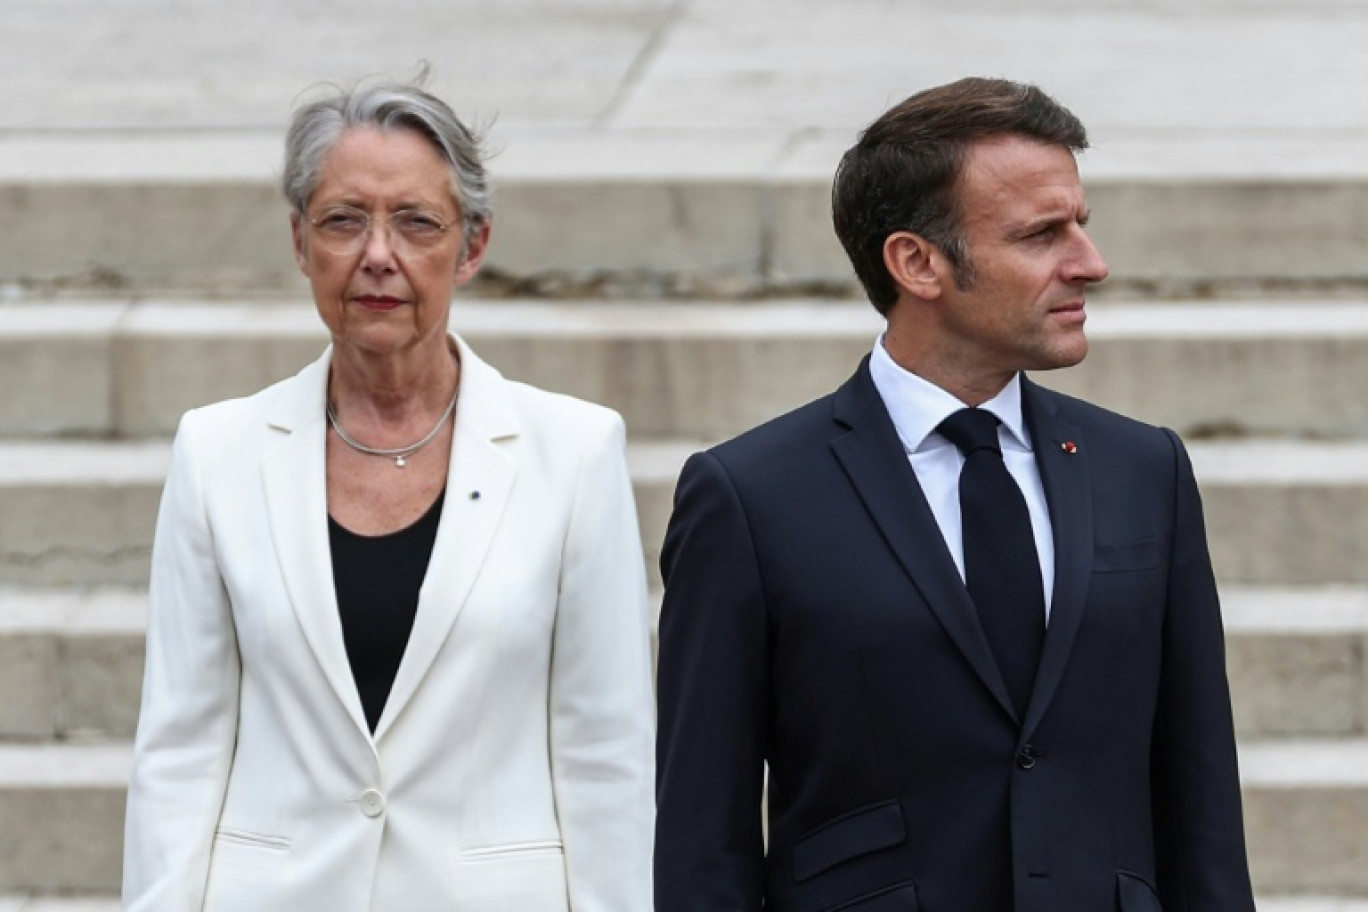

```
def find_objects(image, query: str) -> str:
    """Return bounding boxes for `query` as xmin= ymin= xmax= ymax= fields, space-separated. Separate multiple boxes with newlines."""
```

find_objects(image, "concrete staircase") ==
xmin=2 ymin=290 xmax=1368 ymax=904
xmin=7 ymin=0 xmax=1368 ymax=903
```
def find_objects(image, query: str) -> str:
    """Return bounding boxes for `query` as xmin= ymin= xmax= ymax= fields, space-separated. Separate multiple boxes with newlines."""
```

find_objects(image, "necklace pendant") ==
xmin=395 ymin=456 xmax=407 ymax=468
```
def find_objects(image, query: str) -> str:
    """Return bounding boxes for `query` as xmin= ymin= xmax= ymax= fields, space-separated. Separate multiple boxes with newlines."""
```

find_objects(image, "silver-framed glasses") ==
xmin=305 ymin=206 xmax=454 ymax=255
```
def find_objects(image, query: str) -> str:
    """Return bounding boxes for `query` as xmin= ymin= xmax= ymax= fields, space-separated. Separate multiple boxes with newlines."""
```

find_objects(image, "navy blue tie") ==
xmin=938 ymin=408 xmax=1046 ymax=719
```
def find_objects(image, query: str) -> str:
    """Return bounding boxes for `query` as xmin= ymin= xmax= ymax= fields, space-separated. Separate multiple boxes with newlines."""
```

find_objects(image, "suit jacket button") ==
xmin=1016 ymin=745 xmax=1040 ymax=770
xmin=359 ymin=788 xmax=386 ymax=817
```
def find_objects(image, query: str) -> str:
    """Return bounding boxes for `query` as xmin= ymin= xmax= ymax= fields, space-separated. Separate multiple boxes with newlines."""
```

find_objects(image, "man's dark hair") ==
xmin=831 ymin=77 xmax=1088 ymax=314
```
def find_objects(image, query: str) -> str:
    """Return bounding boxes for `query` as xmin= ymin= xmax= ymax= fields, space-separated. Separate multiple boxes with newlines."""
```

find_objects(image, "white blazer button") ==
xmin=359 ymin=788 xmax=385 ymax=817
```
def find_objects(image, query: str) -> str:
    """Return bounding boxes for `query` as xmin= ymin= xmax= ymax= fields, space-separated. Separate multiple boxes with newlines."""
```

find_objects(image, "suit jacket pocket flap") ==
xmin=794 ymin=800 xmax=905 ymax=883
xmin=829 ymin=881 xmax=919 ymax=911
xmin=1117 ymin=870 xmax=1163 ymax=912
xmin=1094 ymin=539 xmax=1160 ymax=573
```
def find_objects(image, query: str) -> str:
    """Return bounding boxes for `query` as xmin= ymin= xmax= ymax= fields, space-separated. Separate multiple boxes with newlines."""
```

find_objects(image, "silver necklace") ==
xmin=327 ymin=386 xmax=458 ymax=468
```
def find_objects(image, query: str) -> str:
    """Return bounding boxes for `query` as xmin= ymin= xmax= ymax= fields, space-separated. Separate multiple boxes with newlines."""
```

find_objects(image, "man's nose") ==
xmin=1066 ymin=228 xmax=1109 ymax=284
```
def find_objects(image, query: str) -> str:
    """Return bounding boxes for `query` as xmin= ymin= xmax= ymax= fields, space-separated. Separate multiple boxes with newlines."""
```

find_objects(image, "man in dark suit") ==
xmin=655 ymin=77 xmax=1255 ymax=911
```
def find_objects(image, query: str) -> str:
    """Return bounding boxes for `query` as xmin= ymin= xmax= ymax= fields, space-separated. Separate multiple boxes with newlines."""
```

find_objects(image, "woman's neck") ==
xmin=328 ymin=335 xmax=461 ymax=425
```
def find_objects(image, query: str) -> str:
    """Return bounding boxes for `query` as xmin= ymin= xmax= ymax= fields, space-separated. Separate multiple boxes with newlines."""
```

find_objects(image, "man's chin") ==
xmin=1030 ymin=339 xmax=1089 ymax=372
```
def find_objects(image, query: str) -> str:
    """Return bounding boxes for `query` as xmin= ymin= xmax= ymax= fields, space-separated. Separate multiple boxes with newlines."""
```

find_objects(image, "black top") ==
xmin=328 ymin=489 xmax=445 ymax=732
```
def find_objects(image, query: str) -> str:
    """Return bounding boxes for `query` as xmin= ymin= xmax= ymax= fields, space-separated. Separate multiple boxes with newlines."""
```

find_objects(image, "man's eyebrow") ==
xmin=1017 ymin=207 xmax=1091 ymax=233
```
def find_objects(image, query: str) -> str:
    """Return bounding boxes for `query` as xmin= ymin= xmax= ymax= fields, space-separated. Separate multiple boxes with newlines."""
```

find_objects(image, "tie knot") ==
xmin=938 ymin=408 xmax=1002 ymax=456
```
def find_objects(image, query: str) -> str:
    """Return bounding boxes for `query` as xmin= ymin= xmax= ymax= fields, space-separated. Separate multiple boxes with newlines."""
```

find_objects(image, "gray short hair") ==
xmin=283 ymin=80 xmax=491 ymax=246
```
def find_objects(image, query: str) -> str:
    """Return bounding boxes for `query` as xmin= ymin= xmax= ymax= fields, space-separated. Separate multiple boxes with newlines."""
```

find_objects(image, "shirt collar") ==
xmin=868 ymin=333 xmax=1032 ymax=455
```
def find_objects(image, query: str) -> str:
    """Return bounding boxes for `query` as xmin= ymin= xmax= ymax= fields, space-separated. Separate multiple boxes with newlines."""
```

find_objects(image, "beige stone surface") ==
xmin=112 ymin=309 xmax=326 ymax=438
xmin=1 ymin=582 xmax=1364 ymax=743
xmin=0 ymin=740 xmax=1361 ymax=897
xmin=1046 ymin=312 xmax=1368 ymax=439
xmin=767 ymin=176 xmax=849 ymax=286
xmin=617 ymin=1 xmax=1368 ymax=136
xmin=57 ymin=636 xmax=144 ymax=741
xmin=0 ymin=443 xmax=168 ymax=586
xmin=0 ymin=484 xmax=160 ymax=587
xmin=2 ymin=0 xmax=1368 ymax=902
xmin=1203 ymin=484 xmax=1368 ymax=586
xmin=8 ymin=0 xmax=1368 ymax=295
xmin=1086 ymin=182 xmax=1368 ymax=285
xmin=0 ymin=787 xmax=123 ymax=894
xmin=1227 ymin=635 xmax=1361 ymax=737
xmin=1246 ymin=787 xmax=1368 ymax=895
xmin=2 ymin=895 xmax=1361 ymax=911
xmin=0 ymin=634 xmax=58 ymax=738
xmin=1240 ymin=740 xmax=1368 ymax=895
xmin=14 ymin=299 xmax=1368 ymax=440
xmin=0 ymin=590 xmax=145 ymax=740
xmin=9 ymin=438 xmax=1368 ymax=587
xmin=486 ymin=180 xmax=768 ymax=284
xmin=3 ymin=1 xmax=673 ymax=132
xmin=1 ymin=183 xmax=301 ymax=292
xmin=7 ymin=901 xmax=125 ymax=911
xmin=0 ymin=307 xmax=117 ymax=437
xmin=12 ymin=166 xmax=1368 ymax=293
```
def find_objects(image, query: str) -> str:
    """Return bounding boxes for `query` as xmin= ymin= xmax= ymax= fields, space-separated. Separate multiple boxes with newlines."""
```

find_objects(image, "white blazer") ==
xmin=123 ymin=337 xmax=655 ymax=912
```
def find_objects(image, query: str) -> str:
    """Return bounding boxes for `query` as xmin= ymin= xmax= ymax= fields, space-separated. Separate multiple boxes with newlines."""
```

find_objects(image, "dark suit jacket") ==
xmin=655 ymin=360 xmax=1255 ymax=912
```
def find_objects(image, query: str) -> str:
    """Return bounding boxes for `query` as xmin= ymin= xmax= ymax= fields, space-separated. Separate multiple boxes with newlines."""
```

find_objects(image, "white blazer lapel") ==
xmin=374 ymin=336 xmax=519 ymax=740
xmin=261 ymin=347 xmax=372 ymax=737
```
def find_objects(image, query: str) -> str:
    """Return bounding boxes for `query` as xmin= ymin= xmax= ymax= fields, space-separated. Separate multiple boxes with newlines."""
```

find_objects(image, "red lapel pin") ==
xmin=1060 ymin=440 xmax=1078 ymax=454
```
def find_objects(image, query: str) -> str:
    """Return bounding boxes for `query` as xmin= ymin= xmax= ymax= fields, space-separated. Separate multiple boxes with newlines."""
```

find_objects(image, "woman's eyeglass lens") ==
xmin=307 ymin=207 xmax=452 ymax=254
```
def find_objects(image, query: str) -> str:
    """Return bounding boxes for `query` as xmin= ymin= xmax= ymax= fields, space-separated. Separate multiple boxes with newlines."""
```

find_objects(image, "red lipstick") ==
xmin=354 ymin=295 xmax=406 ymax=312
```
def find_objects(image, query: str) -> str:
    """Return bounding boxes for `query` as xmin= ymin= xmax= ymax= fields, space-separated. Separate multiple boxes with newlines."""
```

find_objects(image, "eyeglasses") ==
xmin=305 ymin=206 xmax=455 ymax=255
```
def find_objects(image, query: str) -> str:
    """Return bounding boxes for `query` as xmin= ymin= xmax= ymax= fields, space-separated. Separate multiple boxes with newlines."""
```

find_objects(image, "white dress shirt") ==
xmin=868 ymin=335 xmax=1056 ymax=621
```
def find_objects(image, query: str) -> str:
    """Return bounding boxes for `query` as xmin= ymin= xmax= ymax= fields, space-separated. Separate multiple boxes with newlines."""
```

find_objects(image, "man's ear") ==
xmin=883 ymin=231 xmax=945 ymax=302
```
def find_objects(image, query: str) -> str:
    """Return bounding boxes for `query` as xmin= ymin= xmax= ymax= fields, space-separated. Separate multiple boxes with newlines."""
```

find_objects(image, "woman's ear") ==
xmin=454 ymin=219 xmax=492 ymax=286
xmin=290 ymin=213 xmax=310 ymax=275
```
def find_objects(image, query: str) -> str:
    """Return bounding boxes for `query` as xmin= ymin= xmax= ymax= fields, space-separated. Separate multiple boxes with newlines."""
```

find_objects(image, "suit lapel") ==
xmin=1021 ymin=378 xmax=1093 ymax=736
xmin=262 ymin=348 xmax=372 ymax=737
xmin=829 ymin=360 xmax=1018 ymax=723
xmin=373 ymin=337 xmax=518 ymax=741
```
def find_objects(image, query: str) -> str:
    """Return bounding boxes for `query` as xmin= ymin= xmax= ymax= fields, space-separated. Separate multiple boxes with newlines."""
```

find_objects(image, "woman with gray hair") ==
xmin=122 ymin=80 xmax=655 ymax=911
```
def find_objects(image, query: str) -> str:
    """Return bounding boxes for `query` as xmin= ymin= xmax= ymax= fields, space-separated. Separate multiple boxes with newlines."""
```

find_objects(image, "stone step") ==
xmin=9 ymin=900 xmax=1363 ymax=912
xmin=0 ymin=739 xmax=1362 ymax=896
xmin=1241 ymin=740 xmax=1368 ymax=898
xmin=4 ymin=133 xmax=1368 ymax=297
xmin=4 ymin=901 xmax=1360 ymax=912
xmin=0 ymin=583 xmax=1363 ymax=744
xmin=1190 ymin=442 xmax=1368 ymax=587
xmin=2 ymin=438 xmax=1368 ymax=587
xmin=2 ymin=896 xmax=1364 ymax=911
xmin=0 ymin=588 xmax=144 ymax=743
xmin=0 ymin=900 xmax=119 ymax=912
xmin=0 ymin=900 xmax=122 ymax=912
xmin=1223 ymin=587 xmax=1368 ymax=740
xmin=7 ymin=299 xmax=1368 ymax=441
xmin=0 ymin=441 xmax=168 ymax=587
xmin=0 ymin=744 xmax=128 ymax=895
